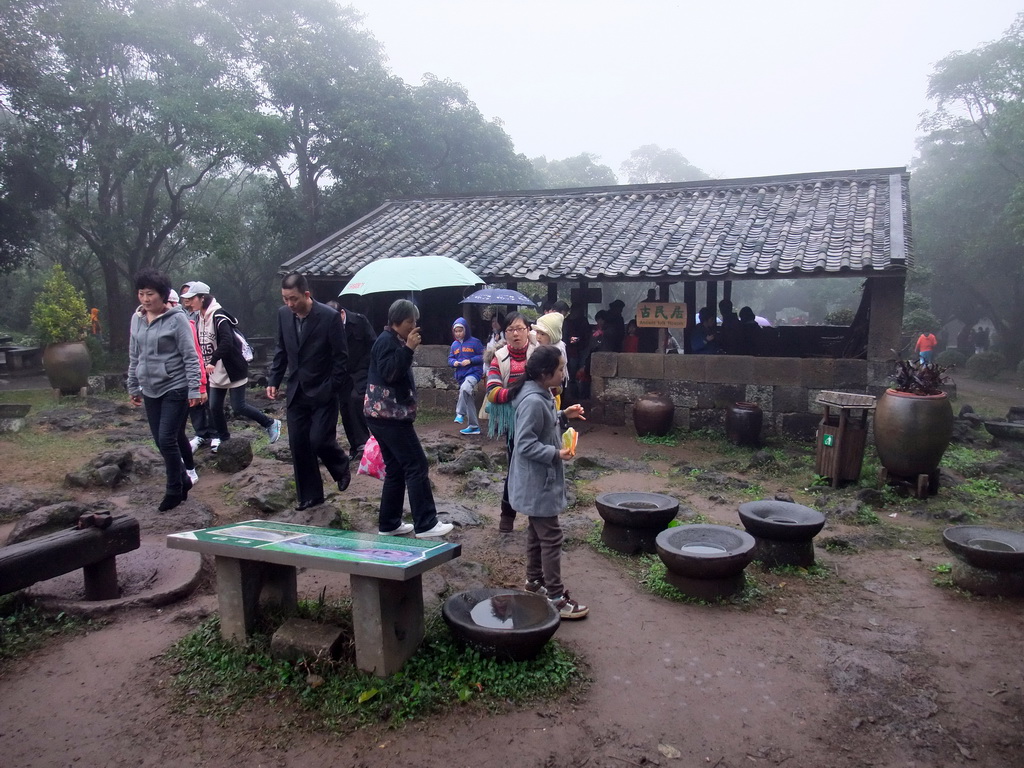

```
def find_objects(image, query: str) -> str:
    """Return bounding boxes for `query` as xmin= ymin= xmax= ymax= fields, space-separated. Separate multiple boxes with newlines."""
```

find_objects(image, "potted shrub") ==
xmin=30 ymin=265 xmax=92 ymax=394
xmin=873 ymin=359 xmax=954 ymax=494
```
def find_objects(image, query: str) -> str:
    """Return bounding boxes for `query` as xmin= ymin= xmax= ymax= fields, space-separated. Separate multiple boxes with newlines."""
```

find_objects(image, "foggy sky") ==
xmin=351 ymin=0 xmax=1024 ymax=181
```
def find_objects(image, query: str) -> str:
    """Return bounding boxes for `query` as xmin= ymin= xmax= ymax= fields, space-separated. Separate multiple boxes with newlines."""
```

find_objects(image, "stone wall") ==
xmin=410 ymin=346 xmax=890 ymax=439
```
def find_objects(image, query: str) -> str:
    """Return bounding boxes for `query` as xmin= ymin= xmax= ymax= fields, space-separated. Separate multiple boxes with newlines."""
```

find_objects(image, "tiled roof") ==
xmin=284 ymin=168 xmax=912 ymax=282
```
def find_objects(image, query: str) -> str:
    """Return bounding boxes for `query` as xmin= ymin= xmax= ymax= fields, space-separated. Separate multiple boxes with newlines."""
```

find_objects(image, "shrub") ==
xmin=30 ymin=266 xmax=90 ymax=345
xmin=966 ymin=350 xmax=1005 ymax=379
xmin=935 ymin=349 xmax=966 ymax=368
xmin=824 ymin=308 xmax=855 ymax=326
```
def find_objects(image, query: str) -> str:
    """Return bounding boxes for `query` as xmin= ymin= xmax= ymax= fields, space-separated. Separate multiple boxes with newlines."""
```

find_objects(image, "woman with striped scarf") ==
xmin=485 ymin=312 xmax=537 ymax=532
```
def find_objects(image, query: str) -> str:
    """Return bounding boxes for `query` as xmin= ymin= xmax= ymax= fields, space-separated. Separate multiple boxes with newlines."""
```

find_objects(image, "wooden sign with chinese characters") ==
xmin=636 ymin=302 xmax=687 ymax=328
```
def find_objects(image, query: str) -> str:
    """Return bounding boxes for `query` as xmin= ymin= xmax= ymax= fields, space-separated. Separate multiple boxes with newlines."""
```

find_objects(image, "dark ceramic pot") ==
xmin=725 ymin=402 xmax=763 ymax=446
xmin=42 ymin=341 xmax=91 ymax=395
xmin=633 ymin=392 xmax=674 ymax=436
xmin=873 ymin=389 xmax=953 ymax=478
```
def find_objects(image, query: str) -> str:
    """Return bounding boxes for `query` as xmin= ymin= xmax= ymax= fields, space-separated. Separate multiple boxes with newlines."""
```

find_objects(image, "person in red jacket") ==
xmin=915 ymin=329 xmax=938 ymax=365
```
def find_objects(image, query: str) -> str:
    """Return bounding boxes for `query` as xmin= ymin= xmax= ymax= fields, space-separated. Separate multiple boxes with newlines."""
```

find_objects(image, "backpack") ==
xmin=215 ymin=311 xmax=253 ymax=362
xmin=234 ymin=329 xmax=254 ymax=362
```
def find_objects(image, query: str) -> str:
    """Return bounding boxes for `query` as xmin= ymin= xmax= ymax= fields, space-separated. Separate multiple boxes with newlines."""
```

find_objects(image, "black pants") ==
xmin=367 ymin=417 xmax=438 ymax=534
xmin=339 ymin=388 xmax=370 ymax=453
xmin=287 ymin=389 xmax=349 ymax=505
xmin=143 ymin=388 xmax=190 ymax=496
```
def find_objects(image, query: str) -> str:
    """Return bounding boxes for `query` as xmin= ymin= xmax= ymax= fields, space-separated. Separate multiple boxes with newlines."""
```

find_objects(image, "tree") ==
xmin=619 ymin=144 xmax=709 ymax=184
xmin=532 ymin=153 xmax=617 ymax=188
xmin=0 ymin=0 xmax=276 ymax=349
xmin=914 ymin=13 xmax=1024 ymax=365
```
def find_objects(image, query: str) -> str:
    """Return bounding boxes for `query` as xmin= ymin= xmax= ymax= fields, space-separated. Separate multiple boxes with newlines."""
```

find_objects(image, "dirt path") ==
xmin=2 ymin=398 xmax=1024 ymax=767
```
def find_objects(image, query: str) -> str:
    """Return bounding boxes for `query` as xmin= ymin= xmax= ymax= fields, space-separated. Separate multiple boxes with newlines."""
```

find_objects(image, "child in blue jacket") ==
xmin=448 ymin=317 xmax=485 ymax=435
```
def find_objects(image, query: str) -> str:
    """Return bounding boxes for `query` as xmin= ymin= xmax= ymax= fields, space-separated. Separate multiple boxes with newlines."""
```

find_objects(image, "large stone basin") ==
xmin=942 ymin=526 xmax=1024 ymax=597
xmin=737 ymin=500 xmax=826 ymax=568
xmin=943 ymin=526 xmax=1024 ymax=571
xmin=595 ymin=492 xmax=679 ymax=554
xmin=655 ymin=524 xmax=756 ymax=599
xmin=442 ymin=588 xmax=559 ymax=662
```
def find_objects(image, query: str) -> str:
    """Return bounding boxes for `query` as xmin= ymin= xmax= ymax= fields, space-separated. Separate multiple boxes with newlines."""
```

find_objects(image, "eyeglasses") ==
xmin=507 ymin=325 xmax=528 ymax=333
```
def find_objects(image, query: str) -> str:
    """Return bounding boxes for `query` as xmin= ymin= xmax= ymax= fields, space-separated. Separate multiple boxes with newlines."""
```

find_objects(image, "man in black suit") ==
xmin=266 ymin=272 xmax=351 ymax=510
xmin=327 ymin=299 xmax=377 ymax=460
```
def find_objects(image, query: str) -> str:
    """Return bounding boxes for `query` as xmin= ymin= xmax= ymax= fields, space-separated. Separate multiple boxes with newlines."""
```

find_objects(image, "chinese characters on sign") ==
xmin=636 ymin=302 xmax=687 ymax=328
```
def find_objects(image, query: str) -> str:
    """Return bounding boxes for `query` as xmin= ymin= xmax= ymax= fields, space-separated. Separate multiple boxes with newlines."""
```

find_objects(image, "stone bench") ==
xmin=167 ymin=520 xmax=461 ymax=677
xmin=2 ymin=345 xmax=43 ymax=372
xmin=0 ymin=515 xmax=141 ymax=599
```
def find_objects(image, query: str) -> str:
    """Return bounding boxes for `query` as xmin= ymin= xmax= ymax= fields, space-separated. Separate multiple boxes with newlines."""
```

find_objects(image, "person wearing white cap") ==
xmin=180 ymin=281 xmax=281 ymax=452
xmin=167 ymin=289 xmax=206 ymax=485
xmin=179 ymin=281 xmax=216 ymax=451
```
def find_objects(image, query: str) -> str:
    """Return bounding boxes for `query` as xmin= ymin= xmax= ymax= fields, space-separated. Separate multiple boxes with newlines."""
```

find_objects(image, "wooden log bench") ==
xmin=0 ymin=515 xmax=141 ymax=599
xmin=167 ymin=520 xmax=461 ymax=677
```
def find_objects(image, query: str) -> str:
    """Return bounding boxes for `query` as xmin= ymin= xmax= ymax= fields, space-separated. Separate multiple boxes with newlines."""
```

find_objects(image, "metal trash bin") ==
xmin=814 ymin=391 xmax=876 ymax=488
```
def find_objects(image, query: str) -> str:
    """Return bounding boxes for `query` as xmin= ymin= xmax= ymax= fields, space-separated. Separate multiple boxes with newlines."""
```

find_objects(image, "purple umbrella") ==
xmin=755 ymin=316 xmax=773 ymax=327
xmin=461 ymin=288 xmax=537 ymax=307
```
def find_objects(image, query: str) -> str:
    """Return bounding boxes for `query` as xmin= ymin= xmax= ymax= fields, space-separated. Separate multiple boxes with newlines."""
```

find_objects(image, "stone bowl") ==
xmin=595 ymin=492 xmax=679 ymax=529
xmin=441 ymin=588 xmax=559 ymax=662
xmin=943 ymin=526 xmax=1024 ymax=571
xmin=737 ymin=500 xmax=826 ymax=541
xmin=983 ymin=421 xmax=1024 ymax=440
xmin=655 ymin=524 xmax=756 ymax=580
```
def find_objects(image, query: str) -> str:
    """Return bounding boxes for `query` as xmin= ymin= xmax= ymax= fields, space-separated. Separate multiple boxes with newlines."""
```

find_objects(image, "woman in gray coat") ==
xmin=506 ymin=345 xmax=588 ymax=620
xmin=127 ymin=269 xmax=202 ymax=511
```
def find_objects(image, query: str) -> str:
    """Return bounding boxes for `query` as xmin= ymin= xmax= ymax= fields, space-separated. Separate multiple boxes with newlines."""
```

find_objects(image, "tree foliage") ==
xmin=914 ymin=13 xmax=1024 ymax=365
xmin=619 ymin=144 xmax=709 ymax=184
xmin=0 ymin=0 xmax=538 ymax=350
xmin=532 ymin=153 xmax=617 ymax=188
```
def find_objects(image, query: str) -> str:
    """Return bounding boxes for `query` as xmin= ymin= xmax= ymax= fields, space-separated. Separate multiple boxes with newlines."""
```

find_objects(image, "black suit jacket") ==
xmin=342 ymin=310 xmax=377 ymax=397
xmin=268 ymin=300 xmax=349 ymax=406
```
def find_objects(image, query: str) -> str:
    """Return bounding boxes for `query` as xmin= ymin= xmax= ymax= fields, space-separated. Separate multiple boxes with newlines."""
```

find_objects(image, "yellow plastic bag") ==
xmin=561 ymin=427 xmax=578 ymax=457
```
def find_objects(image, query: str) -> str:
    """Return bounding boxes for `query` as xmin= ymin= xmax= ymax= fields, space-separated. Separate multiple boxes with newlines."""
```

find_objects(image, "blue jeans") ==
xmin=143 ymin=388 xmax=190 ymax=496
xmin=209 ymin=385 xmax=271 ymax=440
xmin=367 ymin=418 xmax=438 ymax=533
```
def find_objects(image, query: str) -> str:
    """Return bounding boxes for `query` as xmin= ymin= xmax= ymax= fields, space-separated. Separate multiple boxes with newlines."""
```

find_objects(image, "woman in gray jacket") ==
xmin=506 ymin=345 xmax=588 ymax=620
xmin=127 ymin=269 xmax=202 ymax=511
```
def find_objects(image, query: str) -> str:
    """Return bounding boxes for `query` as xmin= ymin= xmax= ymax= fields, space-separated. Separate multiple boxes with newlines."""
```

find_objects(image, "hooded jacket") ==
xmin=507 ymin=380 xmax=564 ymax=517
xmin=127 ymin=305 xmax=202 ymax=399
xmin=447 ymin=317 xmax=485 ymax=385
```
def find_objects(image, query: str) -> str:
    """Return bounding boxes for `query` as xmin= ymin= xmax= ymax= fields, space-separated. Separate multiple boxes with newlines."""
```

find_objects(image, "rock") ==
xmin=436 ymin=448 xmax=491 ymax=475
xmin=463 ymin=468 xmax=503 ymax=495
xmin=829 ymin=499 xmax=863 ymax=521
xmin=0 ymin=487 xmax=66 ymax=519
xmin=214 ymin=438 xmax=253 ymax=474
xmin=749 ymin=450 xmax=776 ymax=468
xmin=774 ymin=492 xmax=796 ymax=503
xmin=7 ymin=500 xmax=117 ymax=544
xmin=855 ymin=488 xmax=886 ymax=507
xmin=436 ymin=501 xmax=482 ymax=528
xmin=224 ymin=466 xmax=293 ymax=515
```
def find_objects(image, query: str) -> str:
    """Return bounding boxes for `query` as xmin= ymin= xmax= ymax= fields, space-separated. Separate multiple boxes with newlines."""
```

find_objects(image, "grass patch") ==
xmin=164 ymin=603 xmax=584 ymax=734
xmin=636 ymin=430 xmax=682 ymax=446
xmin=942 ymin=445 xmax=1001 ymax=474
xmin=0 ymin=595 xmax=95 ymax=668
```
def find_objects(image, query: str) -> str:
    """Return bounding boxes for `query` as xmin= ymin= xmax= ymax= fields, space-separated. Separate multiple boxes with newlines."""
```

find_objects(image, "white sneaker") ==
xmin=188 ymin=436 xmax=206 ymax=452
xmin=415 ymin=521 xmax=454 ymax=538
xmin=210 ymin=438 xmax=221 ymax=453
xmin=378 ymin=522 xmax=414 ymax=536
xmin=185 ymin=468 xmax=199 ymax=485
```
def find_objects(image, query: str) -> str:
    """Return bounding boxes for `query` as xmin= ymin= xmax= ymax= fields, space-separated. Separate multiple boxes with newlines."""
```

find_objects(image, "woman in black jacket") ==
xmin=364 ymin=299 xmax=453 ymax=539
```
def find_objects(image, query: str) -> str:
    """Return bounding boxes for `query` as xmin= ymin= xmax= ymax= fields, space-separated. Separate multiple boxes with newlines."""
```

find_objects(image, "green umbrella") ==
xmin=339 ymin=256 xmax=482 ymax=296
